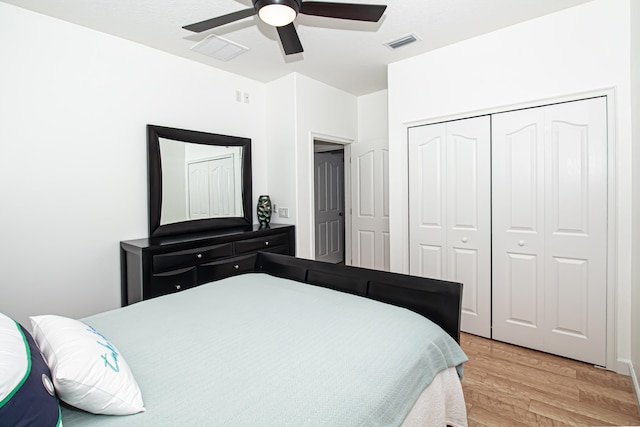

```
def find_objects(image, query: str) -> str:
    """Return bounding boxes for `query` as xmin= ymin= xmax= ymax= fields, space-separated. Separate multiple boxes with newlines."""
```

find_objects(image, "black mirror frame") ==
xmin=147 ymin=124 xmax=252 ymax=238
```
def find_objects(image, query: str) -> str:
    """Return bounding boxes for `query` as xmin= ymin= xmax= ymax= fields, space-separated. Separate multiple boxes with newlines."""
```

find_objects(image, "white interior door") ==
xmin=350 ymin=138 xmax=390 ymax=270
xmin=409 ymin=116 xmax=491 ymax=337
xmin=315 ymin=150 xmax=344 ymax=264
xmin=492 ymin=97 xmax=607 ymax=365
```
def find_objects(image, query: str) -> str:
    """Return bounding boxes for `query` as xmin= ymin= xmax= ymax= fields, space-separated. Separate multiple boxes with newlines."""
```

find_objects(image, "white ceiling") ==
xmin=3 ymin=0 xmax=593 ymax=96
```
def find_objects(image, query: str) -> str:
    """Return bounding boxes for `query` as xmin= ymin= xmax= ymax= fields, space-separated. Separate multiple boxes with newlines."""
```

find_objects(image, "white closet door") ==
xmin=189 ymin=156 xmax=235 ymax=219
xmin=209 ymin=155 xmax=235 ymax=217
xmin=409 ymin=116 xmax=491 ymax=337
xmin=491 ymin=107 xmax=546 ymax=349
xmin=492 ymin=97 xmax=607 ymax=365
xmin=409 ymin=123 xmax=447 ymax=279
xmin=188 ymin=161 xmax=211 ymax=219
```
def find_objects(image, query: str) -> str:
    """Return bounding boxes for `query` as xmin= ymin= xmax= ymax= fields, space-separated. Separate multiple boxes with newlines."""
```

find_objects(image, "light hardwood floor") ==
xmin=460 ymin=333 xmax=640 ymax=426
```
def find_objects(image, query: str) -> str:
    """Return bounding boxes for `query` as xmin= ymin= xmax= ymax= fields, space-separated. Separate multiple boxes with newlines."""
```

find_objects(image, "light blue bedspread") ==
xmin=61 ymin=273 xmax=467 ymax=426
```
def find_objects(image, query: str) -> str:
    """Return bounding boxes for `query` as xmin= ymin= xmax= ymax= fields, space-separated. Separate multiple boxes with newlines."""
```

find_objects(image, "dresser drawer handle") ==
xmin=197 ymin=253 xmax=203 ymax=259
xmin=234 ymin=264 xmax=240 ymax=270
xmin=175 ymin=284 xmax=182 ymax=290
xmin=264 ymin=241 xmax=270 ymax=246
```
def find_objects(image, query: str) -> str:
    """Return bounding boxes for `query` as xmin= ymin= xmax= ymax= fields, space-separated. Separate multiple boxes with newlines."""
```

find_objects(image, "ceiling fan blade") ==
xmin=299 ymin=1 xmax=386 ymax=22
xmin=277 ymin=23 xmax=304 ymax=55
xmin=183 ymin=8 xmax=256 ymax=32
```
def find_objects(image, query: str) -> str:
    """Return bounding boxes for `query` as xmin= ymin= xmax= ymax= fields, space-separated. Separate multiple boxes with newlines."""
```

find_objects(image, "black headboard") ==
xmin=254 ymin=252 xmax=463 ymax=343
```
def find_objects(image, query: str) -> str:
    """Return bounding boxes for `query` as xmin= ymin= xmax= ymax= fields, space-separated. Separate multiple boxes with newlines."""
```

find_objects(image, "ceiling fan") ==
xmin=183 ymin=0 xmax=387 ymax=55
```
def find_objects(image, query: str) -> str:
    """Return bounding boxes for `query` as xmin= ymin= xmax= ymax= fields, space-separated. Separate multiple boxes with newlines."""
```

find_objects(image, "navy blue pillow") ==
xmin=0 ymin=315 xmax=61 ymax=427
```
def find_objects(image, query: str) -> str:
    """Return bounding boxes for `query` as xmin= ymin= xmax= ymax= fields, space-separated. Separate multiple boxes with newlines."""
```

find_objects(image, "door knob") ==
xmin=461 ymin=237 xmax=468 ymax=243
xmin=518 ymin=240 xmax=525 ymax=247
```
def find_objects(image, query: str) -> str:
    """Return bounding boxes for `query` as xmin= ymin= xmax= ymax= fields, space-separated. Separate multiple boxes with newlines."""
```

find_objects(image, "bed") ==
xmin=3 ymin=252 xmax=468 ymax=427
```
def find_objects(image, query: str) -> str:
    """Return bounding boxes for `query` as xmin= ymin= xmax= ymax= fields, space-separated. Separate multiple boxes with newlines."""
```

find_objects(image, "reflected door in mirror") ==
xmin=188 ymin=155 xmax=237 ymax=219
xmin=159 ymin=138 xmax=243 ymax=226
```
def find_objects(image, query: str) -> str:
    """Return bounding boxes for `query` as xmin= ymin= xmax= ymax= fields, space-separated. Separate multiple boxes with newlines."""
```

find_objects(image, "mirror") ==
xmin=147 ymin=125 xmax=252 ymax=237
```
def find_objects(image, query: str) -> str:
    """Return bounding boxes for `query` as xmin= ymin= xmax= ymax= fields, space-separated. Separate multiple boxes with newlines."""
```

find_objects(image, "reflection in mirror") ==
xmin=159 ymin=138 xmax=244 ymax=225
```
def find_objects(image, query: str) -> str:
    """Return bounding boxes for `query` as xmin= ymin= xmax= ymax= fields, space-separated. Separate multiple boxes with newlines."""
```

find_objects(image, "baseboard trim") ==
xmin=630 ymin=360 xmax=640 ymax=414
xmin=617 ymin=358 xmax=631 ymax=375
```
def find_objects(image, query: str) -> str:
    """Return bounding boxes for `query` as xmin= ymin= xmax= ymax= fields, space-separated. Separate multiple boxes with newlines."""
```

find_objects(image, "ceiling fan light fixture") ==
xmin=256 ymin=0 xmax=299 ymax=27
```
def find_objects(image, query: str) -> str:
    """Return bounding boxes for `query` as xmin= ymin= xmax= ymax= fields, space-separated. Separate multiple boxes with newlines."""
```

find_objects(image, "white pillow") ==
xmin=30 ymin=315 xmax=145 ymax=415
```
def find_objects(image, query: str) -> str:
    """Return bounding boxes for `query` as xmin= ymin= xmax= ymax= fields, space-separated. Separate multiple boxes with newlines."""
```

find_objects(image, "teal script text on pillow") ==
xmin=30 ymin=315 xmax=145 ymax=416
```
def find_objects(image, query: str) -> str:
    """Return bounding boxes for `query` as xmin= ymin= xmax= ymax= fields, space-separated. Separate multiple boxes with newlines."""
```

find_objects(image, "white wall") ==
xmin=265 ymin=74 xmax=297 ymax=231
xmin=630 ymin=0 xmax=640 ymax=396
xmin=266 ymin=73 xmax=357 ymax=259
xmin=388 ymin=0 xmax=633 ymax=371
xmin=0 ymin=3 xmax=267 ymax=327
xmin=358 ymin=90 xmax=388 ymax=142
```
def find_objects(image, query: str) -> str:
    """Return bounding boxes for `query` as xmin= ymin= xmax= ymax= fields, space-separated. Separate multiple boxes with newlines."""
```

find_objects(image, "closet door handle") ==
xmin=461 ymin=237 xmax=468 ymax=243
xmin=518 ymin=240 xmax=526 ymax=247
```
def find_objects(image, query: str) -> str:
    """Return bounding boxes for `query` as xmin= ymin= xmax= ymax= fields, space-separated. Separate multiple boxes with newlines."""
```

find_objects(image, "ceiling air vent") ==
xmin=385 ymin=33 xmax=419 ymax=50
xmin=191 ymin=35 xmax=248 ymax=61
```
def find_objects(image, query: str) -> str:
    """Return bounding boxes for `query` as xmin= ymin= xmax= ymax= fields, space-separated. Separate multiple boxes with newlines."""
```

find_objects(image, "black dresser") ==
xmin=120 ymin=224 xmax=295 ymax=305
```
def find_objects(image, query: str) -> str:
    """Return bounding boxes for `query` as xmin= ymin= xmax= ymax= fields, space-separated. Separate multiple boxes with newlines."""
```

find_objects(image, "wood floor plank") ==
xmin=463 ymin=377 xmax=530 ymax=410
xmin=531 ymin=388 xmax=640 ymax=426
xmin=576 ymin=367 xmax=636 ymax=393
xmin=459 ymin=333 xmax=640 ymax=427
xmin=528 ymin=400 xmax=615 ymax=426
xmin=578 ymin=389 xmax=640 ymax=417
xmin=468 ymin=353 xmax=582 ymax=400
xmin=580 ymin=391 xmax=638 ymax=416
xmin=467 ymin=405 xmax=531 ymax=427
xmin=464 ymin=381 xmax=559 ymax=426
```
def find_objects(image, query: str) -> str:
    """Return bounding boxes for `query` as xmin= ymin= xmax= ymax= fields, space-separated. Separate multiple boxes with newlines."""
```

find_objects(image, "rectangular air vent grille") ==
xmin=191 ymin=35 xmax=248 ymax=62
xmin=385 ymin=33 xmax=419 ymax=50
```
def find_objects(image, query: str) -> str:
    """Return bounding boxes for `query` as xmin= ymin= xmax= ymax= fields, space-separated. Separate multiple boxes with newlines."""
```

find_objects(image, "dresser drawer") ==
xmin=259 ymin=245 xmax=291 ymax=255
xmin=149 ymin=267 xmax=198 ymax=298
xmin=234 ymin=233 xmax=289 ymax=255
xmin=152 ymin=243 xmax=233 ymax=273
xmin=198 ymin=254 xmax=257 ymax=283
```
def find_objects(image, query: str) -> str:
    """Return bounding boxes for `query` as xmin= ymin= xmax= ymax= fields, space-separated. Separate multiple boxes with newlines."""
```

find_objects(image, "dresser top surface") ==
xmin=121 ymin=223 xmax=294 ymax=250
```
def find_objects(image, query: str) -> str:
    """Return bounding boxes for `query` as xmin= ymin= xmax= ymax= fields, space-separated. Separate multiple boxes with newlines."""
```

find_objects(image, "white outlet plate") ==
xmin=278 ymin=207 xmax=289 ymax=218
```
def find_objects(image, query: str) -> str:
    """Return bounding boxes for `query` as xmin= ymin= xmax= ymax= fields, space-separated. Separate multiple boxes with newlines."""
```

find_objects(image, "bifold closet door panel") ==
xmin=543 ymin=98 xmax=607 ymax=365
xmin=491 ymin=107 xmax=547 ymax=350
xmin=492 ymin=97 xmax=607 ymax=366
xmin=409 ymin=123 xmax=447 ymax=280
xmin=446 ymin=117 xmax=491 ymax=338
xmin=409 ymin=116 xmax=491 ymax=338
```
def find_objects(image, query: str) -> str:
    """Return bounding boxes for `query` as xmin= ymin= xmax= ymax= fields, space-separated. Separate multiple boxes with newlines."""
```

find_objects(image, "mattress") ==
xmin=60 ymin=273 xmax=468 ymax=426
